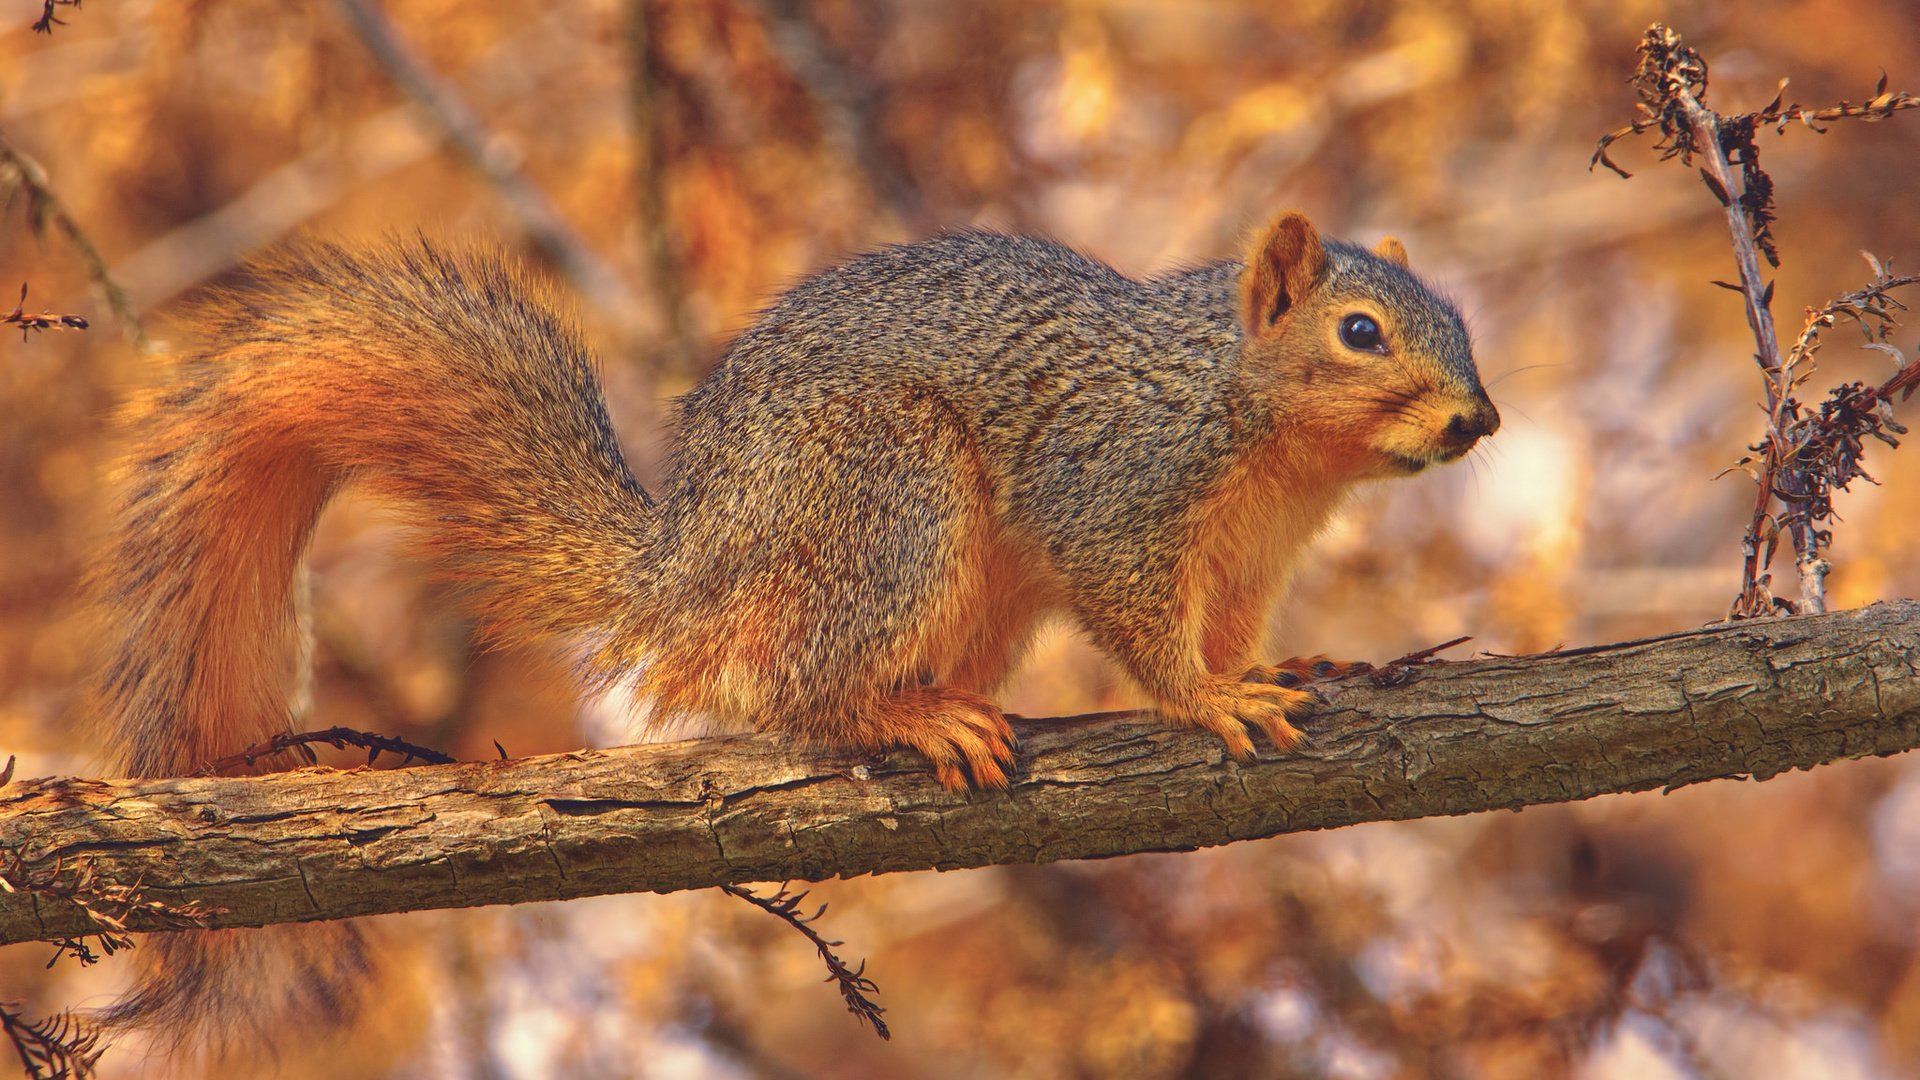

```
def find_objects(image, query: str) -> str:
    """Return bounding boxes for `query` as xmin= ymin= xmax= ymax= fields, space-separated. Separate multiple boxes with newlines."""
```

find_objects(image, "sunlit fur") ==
xmin=93 ymin=216 xmax=1493 ymax=1050
xmin=91 ymin=243 xmax=652 ymax=1055
xmin=1237 ymin=217 xmax=1498 ymax=484
xmin=626 ymin=212 xmax=1495 ymax=779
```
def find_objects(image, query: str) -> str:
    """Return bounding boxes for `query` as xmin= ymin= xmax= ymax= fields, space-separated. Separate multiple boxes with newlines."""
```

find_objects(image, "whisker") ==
xmin=1486 ymin=362 xmax=1565 ymax=389
xmin=1491 ymin=396 xmax=1535 ymax=424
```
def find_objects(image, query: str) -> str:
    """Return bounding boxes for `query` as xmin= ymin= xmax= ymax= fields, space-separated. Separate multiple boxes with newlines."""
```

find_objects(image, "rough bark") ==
xmin=2 ymin=602 xmax=1917 ymax=947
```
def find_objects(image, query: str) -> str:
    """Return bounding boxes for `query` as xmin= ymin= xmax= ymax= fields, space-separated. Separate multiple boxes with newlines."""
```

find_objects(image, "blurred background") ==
xmin=4 ymin=0 xmax=1920 ymax=1076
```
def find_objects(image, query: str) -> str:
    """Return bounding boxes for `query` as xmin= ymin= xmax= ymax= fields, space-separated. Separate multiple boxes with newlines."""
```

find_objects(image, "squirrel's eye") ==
xmin=1340 ymin=313 xmax=1385 ymax=353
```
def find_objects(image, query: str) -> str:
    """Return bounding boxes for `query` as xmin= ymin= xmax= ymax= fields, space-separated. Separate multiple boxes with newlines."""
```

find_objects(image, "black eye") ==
xmin=1340 ymin=313 xmax=1384 ymax=352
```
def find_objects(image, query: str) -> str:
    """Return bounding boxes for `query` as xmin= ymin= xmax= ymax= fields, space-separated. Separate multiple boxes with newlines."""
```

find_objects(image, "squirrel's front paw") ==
xmin=1165 ymin=677 xmax=1316 ymax=759
xmin=1244 ymin=654 xmax=1375 ymax=688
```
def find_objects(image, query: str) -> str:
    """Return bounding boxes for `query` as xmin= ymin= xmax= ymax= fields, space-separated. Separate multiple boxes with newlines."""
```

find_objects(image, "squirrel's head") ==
xmin=1236 ymin=211 xmax=1498 ymax=479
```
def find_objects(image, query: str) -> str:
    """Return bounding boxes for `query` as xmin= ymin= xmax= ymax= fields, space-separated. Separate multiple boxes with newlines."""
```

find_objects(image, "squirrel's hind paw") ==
xmin=851 ymin=687 xmax=1017 ymax=791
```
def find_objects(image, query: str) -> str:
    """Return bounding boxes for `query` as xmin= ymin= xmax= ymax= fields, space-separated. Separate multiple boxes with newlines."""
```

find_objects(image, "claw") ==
xmin=859 ymin=687 xmax=1016 ymax=791
xmin=1164 ymin=676 xmax=1315 ymax=758
xmin=1245 ymin=654 xmax=1374 ymax=688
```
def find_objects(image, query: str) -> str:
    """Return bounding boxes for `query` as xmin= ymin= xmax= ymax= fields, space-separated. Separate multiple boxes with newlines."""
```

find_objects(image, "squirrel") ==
xmin=92 ymin=210 xmax=1495 ymax=1048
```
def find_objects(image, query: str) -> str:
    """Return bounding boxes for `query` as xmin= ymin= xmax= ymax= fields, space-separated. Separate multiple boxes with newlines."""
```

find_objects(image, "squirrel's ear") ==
xmin=1241 ymin=212 xmax=1326 ymax=338
xmin=1374 ymin=236 xmax=1410 ymax=268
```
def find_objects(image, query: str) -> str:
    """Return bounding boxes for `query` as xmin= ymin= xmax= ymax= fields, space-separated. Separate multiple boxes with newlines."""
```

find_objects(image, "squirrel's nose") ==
xmin=1443 ymin=399 xmax=1501 ymax=449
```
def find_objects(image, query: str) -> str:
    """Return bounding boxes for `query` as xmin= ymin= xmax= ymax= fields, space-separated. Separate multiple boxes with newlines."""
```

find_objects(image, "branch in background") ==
xmin=2 ymin=602 xmax=1916 ymax=946
xmin=622 ymin=0 xmax=703 ymax=377
xmin=1590 ymin=23 xmax=1919 ymax=618
xmin=754 ymin=0 xmax=929 ymax=232
xmin=329 ymin=0 xmax=644 ymax=342
xmin=0 ymin=130 xmax=146 ymax=351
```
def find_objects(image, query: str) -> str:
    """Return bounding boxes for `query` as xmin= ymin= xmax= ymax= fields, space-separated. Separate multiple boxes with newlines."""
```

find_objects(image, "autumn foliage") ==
xmin=4 ymin=2 xmax=1920 ymax=1077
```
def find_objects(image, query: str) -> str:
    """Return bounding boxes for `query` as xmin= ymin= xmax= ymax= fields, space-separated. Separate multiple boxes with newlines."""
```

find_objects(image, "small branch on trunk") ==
xmin=2 ymin=284 xmax=87 ymax=339
xmin=0 ymin=130 xmax=145 ymax=350
xmin=721 ymin=884 xmax=889 ymax=1040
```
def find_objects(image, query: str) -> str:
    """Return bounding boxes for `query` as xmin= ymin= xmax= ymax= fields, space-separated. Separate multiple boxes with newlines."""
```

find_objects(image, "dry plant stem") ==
xmin=1678 ymin=95 xmax=1787 ymax=396
xmin=0 ymin=130 xmax=146 ymax=351
xmin=1674 ymin=93 xmax=1815 ymax=613
xmin=1 ymin=602 xmax=1916 ymax=946
xmin=330 ymin=0 xmax=643 ymax=341
xmin=111 ymin=11 xmax=583 ymax=311
xmin=1595 ymin=25 xmax=1920 ymax=619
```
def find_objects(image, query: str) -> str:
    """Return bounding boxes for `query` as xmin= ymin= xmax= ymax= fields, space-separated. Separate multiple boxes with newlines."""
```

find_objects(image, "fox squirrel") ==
xmin=93 ymin=211 xmax=1494 ymax=1045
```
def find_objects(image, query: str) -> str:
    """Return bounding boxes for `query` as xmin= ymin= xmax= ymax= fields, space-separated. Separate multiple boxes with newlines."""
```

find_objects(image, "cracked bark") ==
xmin=2 ymin=602 xmax=1917 ymax=946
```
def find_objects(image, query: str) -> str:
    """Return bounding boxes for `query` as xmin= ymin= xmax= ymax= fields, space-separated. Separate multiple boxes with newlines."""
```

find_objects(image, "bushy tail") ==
xmin=90 ymin=240 xmax=654 ymax=1050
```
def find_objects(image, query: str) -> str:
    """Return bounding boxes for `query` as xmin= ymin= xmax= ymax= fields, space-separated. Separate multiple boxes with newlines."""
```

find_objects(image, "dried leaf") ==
xmin=1700 ymin=168 xmax=1731 ymax=205
xmin=1764 ymin=78 xmax=1789 ymax=116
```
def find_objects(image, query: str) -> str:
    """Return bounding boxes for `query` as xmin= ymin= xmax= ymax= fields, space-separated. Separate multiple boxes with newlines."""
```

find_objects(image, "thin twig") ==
xmin=196 ymin=725 xmax=459 ymax=776
xmin=1673 ymin=84 xmax=1808 ymax=614
xmin=1384 ymin=635 xmax=1473 ymax=668
xmin=0 ymin=1003 xmax=101 ymax=1080
xmin=1757 ymin=71 xmax=1920 ymax=132
xmin=29 ymin=0 xmax=80 ymax=34
xmin=3 ymin=283 xmax=88 ymax=339
xmin=0 ymin=130 xmax=146 ymax=351
xmin=721 ymin=883 xmax=889 ymax=1041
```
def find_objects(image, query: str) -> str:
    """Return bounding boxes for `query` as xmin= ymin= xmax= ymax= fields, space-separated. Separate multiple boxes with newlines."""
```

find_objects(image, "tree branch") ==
xmin=330 ymin=0 xmax=644 ymax=340
xmin=3 ymin=602 xmax=1917 ymax=947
